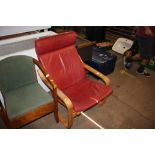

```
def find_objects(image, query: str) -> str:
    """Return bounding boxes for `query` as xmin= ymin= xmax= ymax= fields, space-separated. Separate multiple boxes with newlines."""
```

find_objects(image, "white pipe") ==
xmin=81 ymin=112 xmax=104 ymax=129
xmin=0 ymin=31 xmax=57 ymax=46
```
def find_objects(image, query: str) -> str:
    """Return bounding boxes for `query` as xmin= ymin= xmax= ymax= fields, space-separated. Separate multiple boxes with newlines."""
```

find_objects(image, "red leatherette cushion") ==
xmin=35 ymin=32 xmax=76 ymax=55
xmin=35 ymin=32 xmax=85 ymax=89
xmin=62 ymin=77 xmax=112 ymax=112
xmin=39 ymin=45 xmax=86 ymax=89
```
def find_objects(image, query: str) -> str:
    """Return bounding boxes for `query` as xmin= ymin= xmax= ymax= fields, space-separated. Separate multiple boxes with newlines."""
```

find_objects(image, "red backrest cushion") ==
xmin=35 ymin=32 xmax=86 ymax=89
xmin=35 ymin=32 xmax=77 ymax=55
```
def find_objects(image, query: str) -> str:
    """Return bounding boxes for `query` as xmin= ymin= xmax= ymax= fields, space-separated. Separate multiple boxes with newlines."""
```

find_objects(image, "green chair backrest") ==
xmin=0 ymin=55 xmax=37 ymax=94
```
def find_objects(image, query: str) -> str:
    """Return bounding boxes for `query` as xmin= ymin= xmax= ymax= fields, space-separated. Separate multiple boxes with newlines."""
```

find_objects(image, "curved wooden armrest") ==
xmin=35 ymin=61 xmax=73 ymax=106
xmin=76 ymin=41 xmax=96 ymax=49
xmin=34 ymin=59 xmax=73 ymax=109
xmin=57 ymin=89 xmax=73 ymax=111
xmin=33 ymin=58 xmax=48 ymax=76
xmin=37 ymin=68 xmax=73 ymax=128
xmin=38 ymin=68 xmax=73 ymax=128
xmin=83 ymin=62 xmax=111 ymax=86
xmin=33 ymin=58 xmax=57 ymax=90
xmin=37 ymin=69 xmax=56 ymax=91
xmin=33 ymin=59 xmax=74 ymax=128
xmin=57 ymin=88 xmax=73 ymax=128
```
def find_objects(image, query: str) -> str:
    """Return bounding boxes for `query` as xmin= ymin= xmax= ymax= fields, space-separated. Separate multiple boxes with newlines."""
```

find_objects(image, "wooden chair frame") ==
xmin=0 ymin=58 xmax=58 ymax=129
xmin=37 ymin=57 xmax=111 ymax=128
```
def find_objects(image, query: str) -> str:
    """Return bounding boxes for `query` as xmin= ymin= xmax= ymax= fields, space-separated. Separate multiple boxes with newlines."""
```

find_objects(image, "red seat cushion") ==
xmin=39 ymin=45 xmax=86 ymax=90
xmin=62 ymin=77 xmax=112 ymax=112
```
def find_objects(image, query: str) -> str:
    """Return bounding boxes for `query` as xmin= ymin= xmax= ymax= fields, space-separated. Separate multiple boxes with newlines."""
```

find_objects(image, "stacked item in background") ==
xmin=85 ymin=42 xmax=117 ymax=75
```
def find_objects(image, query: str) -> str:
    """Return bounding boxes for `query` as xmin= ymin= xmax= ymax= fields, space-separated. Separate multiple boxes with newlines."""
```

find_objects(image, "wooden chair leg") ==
xmin=54 ymin=102 xmax=59 ymax=123
xmin=58 ymin=109 xmax=73 ymax=129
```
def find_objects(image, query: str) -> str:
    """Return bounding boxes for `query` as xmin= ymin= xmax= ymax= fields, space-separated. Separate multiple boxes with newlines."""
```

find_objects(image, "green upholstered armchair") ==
xmin=0 ymin=55 xmax=58 ymax=128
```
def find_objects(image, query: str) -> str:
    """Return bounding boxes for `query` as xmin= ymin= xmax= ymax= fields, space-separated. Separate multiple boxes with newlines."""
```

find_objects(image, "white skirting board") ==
xmin=0 ymin=31 xmax=56 ymax=46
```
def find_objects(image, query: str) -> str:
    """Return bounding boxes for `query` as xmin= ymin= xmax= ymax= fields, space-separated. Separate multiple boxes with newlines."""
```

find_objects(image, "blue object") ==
xmin=85 ymin=46 xmax=117 ymax=75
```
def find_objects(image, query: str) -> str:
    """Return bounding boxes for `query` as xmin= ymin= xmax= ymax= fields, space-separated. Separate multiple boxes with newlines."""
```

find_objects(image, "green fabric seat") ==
xmin=0 ymin=55 xmax=54 ymax=126
xmin=5 ymin=83 xmax=53 ymax=119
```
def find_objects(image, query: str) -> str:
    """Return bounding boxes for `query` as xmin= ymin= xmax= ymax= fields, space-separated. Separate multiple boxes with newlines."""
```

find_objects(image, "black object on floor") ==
xmin=85 ymin=46 xmax=117 ymax=75
xmin=85 ymin=27 xmax=106 ymax=42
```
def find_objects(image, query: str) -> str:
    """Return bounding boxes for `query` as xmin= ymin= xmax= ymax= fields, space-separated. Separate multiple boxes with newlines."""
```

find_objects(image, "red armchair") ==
xmin=35 ymin=32 xmax=112 ymax=128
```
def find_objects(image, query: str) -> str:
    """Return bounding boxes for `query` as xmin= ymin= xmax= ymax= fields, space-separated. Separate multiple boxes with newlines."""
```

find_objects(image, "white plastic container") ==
xmin=112 ymin=38 xmax=134 ymax=55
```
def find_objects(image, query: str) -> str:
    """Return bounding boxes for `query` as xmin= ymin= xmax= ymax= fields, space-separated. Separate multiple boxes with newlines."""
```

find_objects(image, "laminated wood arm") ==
xmin=76 ymin=41 xmax=96 ymax=49
xmin=37 ymin=68 xmax=74 ymax=128
xmin=37 ymin=67 xmax=73 ymax=111
xmin=33 ymin=58 xmax=57 ymax=90
xmin=56 ymin=89 xmax=73 ymax=128
xmin=35 ymin=64 xmax=73 ymax=110
xmin=83 ymin=62 xmax=111 ymax=86
xmin=33 ymin=59 xmax=74 ymax=128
